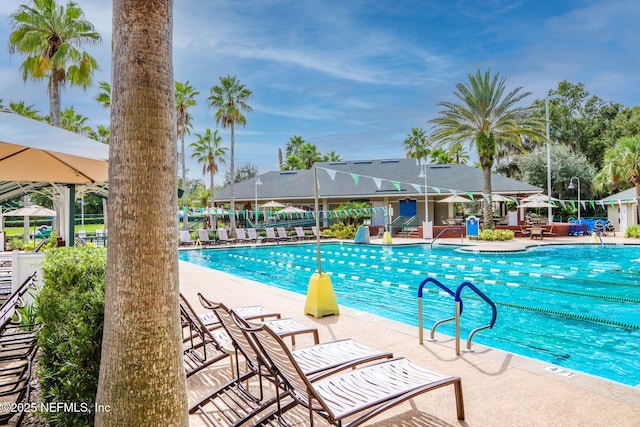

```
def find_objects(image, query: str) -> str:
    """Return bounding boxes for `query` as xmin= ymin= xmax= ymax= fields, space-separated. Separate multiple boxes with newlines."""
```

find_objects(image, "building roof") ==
xmin=600 ymin=187 xmax=637 ymax=202
xmin=214 ymin=158 xmax=542 ymax=203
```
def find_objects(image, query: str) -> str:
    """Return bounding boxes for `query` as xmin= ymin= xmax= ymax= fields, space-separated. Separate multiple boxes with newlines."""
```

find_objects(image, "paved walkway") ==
xmin=182 ymin=234 xmax=640 ymax=426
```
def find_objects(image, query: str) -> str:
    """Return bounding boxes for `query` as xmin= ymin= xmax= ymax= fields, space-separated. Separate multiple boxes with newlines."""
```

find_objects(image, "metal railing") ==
xmin=430 ymin=227 xmax=464 ymax=248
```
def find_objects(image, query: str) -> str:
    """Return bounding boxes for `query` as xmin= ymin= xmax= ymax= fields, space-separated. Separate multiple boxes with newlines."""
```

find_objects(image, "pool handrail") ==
xmin=430 ymin=227 xmax=464 ymax=248
xmin=454 ymin=281 xmax=498 ymax=354
xmin=417 ymin=277 xmax=462 ymax=344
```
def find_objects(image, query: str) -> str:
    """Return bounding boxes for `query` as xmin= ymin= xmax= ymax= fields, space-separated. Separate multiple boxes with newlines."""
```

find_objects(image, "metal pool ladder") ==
xmin=418 ymin=278 xmax=497 ymax=355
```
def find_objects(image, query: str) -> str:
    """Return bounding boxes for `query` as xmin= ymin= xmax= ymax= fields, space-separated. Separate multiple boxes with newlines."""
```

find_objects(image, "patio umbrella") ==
xmin=438 ymin=194 xmax=472 ymax=203
xmin=3 ymin=204 xmax=57 ymax=240
xmin=2 ymin=205 xmax=57 ymax=217
xmin=491 ymin=194 xmax=511 ymax=202
xmin=260 ymin=200 xmax=286 ymax=209
xmin=522 ymin=193 xmax=559 ymax=202
xmin=517 ymin=201 xmax=556 ymax=209
xmin=0 ymin=111 xmax=109 ymax=183
xmin=279 ymin=206 xmax=306 ymax=214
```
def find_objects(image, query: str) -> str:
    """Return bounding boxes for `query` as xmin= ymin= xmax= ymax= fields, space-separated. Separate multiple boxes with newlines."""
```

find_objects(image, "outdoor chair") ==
xmin=236 ymin=228 xmax=251 ymax=244
xmin=265 ymin=227 xmax=279 ymax=242
xmin=311 ymin=226 xmax=331 ymax=239
xmin=519 ymin=225 xmax=532 ymax=237
xmin=179 ymin=294 xmax=230 ymax=377
xmin=179 ymin=230 xmax=196 ymax=246
xmin=248 ymin=323 xmax=465 ymax=426
xmin=217 ymin=228 xmax=236 ymax=245
xmin=198 ymin=229 xmax=217 ymax=247
xmin=294 ymin=226 xmax=312 ymax=240
xmin=189 ymin=300 xmax=393 ymax=425
xmin=196 ymin=293 xmax=281 ymax=329
xmin=247 ymin=228 xmax=264 ymax=243
xmin=543 ymin=223 xmax=556 ymax=238
xmin=276 ymin=227 xmax=296 ymax=242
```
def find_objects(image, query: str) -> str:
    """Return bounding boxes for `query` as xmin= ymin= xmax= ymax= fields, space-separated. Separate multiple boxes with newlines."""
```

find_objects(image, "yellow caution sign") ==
xmin=382 ymin=231 xmax=393 ymax=245
xmin=304 ymin=273 xmax=339 ymax=318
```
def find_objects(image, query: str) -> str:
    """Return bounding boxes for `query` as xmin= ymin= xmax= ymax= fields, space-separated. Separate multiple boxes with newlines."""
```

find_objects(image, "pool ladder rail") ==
xmin=418 ymin=277 xmax=497 ymax=355
xmin=430 ymin=227 xmax=464 ymax=248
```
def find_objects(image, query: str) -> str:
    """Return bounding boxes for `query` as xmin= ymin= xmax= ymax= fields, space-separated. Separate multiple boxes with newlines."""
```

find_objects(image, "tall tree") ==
xmin=223 ymin=162 xmax=258 ymax=186
xmin=323 ymin=150 xmax=342 ymax=162
xmin=95 ymin=81 xmax=111 ymax=107
xmin=190 ymin=128 xmax=227 ymax=208
xmin=9 ymin=0 xmax=101 ymax=127
xmin=403 ymin=127 xmax=431 ymax=164
xmin=595 ymin=136 xmax=640 ymax=205
xmin=430 ymin=69 xmax=546 ymax=227
xmin=285 ymin=135 xmax=305 ymax=156
xmin=7 ymin=100 xmax=44 ymax=120
xmin=95 ymin=0 xmax=188 ymax=425
xmin=175 ymin=80 xmax=199 ymax=230
xmin=61 ymin=106 xmax=92 ymax=135
xmin=208 ymin=75 xmax=253 ymax=232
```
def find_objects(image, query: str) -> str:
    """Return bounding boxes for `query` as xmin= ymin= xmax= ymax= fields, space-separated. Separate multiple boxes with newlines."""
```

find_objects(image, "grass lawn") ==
xmin=2 ymin=224 xmax=105 ymax=238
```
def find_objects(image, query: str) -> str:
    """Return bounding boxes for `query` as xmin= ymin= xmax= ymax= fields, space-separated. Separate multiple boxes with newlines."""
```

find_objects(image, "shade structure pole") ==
xmin=68 ymin=184 xmax=76 ymax=246
xmin=304 ymin=167 xmax=339 ymax=318
xmin=314 ymin=167 xmax=321 ymax=274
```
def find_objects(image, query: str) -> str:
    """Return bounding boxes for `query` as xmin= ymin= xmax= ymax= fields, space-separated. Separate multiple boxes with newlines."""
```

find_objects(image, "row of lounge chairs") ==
xmin=180 ymin=226 xmax=326 ymax=247
xmin=181 ymin=292 xmax=465 ymax=426
xmin=0 ymin=274 xmax=39 ymax=425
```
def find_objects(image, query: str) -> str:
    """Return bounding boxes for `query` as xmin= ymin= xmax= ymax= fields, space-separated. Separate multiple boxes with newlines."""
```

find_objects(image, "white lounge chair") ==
xmin=179 ymin=230 xmax=196 ymax=246
xmin=247 ymin=228 xmax=264 ymax=243
xmin=198 ymin=229 xmax=216 ymax=246
xmin=249 ymin=323 xmax=465 ymax=426
xmin=265 ymin=227 xmax=278 ymax=242
xmin=236 ymin=228 xmax=251 ymax=244
xmin=276 ymin=227 xmax=296 ymax=242
xmin=217 ymin=229 xmax=236 ymax=245
xmin=294 ymin=226 xmax=312 ymax=240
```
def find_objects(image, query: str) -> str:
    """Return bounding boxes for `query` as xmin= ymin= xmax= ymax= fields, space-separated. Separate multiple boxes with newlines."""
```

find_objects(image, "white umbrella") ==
xmin=517 ymin=201 xmax=556 ymax=209
xmin=522 ymin=193 xmax=559 ymax=202
xmin=279 ymin=206 xmax=306 ymax=214
xmin=491 ymin=194 xmax=511 ymax=202
xmin=438 ymin=194 xmax=472 ymax=203
xmin=3 ymin=205 xmax=57 ymax=217
xmin=260 ymin=200 xmax=286 ymax=209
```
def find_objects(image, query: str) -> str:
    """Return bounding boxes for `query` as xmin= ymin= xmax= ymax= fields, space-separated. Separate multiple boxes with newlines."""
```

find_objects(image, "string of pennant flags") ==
xmin=184 ymin=167 xmax=636 ymax=217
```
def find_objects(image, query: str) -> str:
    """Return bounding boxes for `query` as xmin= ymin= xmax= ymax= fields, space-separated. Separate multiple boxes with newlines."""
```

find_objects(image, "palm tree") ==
xmin=596 ymin=136 xmax=640 ymax=223
xmin=286 ymin=135 xmax=305 ymax=156
xmin=190 ymin=128 xmax=228 ymax=208
xmin=323 ymin=150 xmax=342 ymax=162
xmin=208 ymin=75 xmax=253 ymax=232
xmin=95 ymin=81 xmax=111 ymax=107
xmin=9 ymin=0 xmax=101 ymax=127
xmin=281 ymin=154 xmax=305 ymax=171
xmin=7 ymin=100 xmax=44 ymax=120
xmin=430 ymin=69 xmax=546 ymax=227
xmin=175 ymin=81 xmax=199 ymax=230
xmin=448 ymin=142 xmax=470 ymax=164
xmin=403 ymin=127 xmax=431 ymax=164
xmin=88 ymin=124 xmax=110 ymax=144
xmin=95 ymin=1 xmax=188 ymax=425
xmin=61 ymin=106 xmax=92 ymax=135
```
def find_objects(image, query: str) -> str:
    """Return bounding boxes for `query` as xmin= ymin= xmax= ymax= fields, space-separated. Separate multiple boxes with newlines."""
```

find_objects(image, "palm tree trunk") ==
xmin=229 ymin=123 xmax=236 ymax=232
xmin=180 ymin=129 xmax=188 ymax=230
xmin=49 ymin=73 xmax=62 ymax=127
xmin=209 ymin=166 xmax=216 ymax=229
xmin=482 ymin=166 xmax=494 ymax=229
xmin=96 ymin=1 xmax=188 ymax=425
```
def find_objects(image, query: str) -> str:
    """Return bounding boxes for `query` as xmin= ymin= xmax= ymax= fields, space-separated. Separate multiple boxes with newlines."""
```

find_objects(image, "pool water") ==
xmin=179 ymin=243 xmax=640 ymax=387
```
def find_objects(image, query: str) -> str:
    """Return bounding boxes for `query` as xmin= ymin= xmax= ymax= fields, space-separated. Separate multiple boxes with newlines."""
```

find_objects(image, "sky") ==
xmin=0 ymin=0 xmax=638 ymax=182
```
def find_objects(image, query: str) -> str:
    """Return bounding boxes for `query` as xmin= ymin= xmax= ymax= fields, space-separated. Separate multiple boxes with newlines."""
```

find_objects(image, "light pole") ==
xmin=545 ymin=94 xmax=560 ymax=225
xmin=568 ymin=177 xmax=581 ymax=222
xmin=418 ymin=162 xmax=432 ymax=238
xmin=254 ymin=176 xmax=262 ymax=223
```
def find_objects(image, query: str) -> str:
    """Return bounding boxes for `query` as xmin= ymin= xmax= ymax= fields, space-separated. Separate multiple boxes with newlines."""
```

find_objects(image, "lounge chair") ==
xmin=190 ymin=299 xmax=393 ymax=424
xmin=217 ymin=228 xmax=236 ymax=245
xmin=197 ymin=229 xmax=216 ymax=247
xmin=543 ymin=223 xmax=556 ymax=238
xmin=236 ymin=228 xmax=251 ymax=244
xmin=247 ymin=228 xmax=264 ymax=243
xmin=294 ymin=226 xmax=312 ymax=240
xmin=179 ymin=295 xmax=230 ymax=377
xmin=179 ymin=230 xmax=196 ymax=246
xmin=311 ymin=225 xmax=331 ymax=239
xmin=519 ymin=225 xmax=531 ymax=237
xmin=198 ymin=293 xmax=319 ymax=347
xmin=276 ymin=227 xmax=296 ymax=242
xmin=248 ymin=323 xmax=465 ymax=426
xmin=265 ymin=227 xmax=278 ymax=242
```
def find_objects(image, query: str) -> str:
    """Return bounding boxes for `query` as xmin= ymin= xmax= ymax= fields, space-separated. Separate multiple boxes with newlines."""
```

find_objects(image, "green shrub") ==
xmin=479 ymin=229 xmax=514 ymax=241
xmin=36 ymin=246 xmax=106 ymax=427
xmin=625 ymin=225 xmax=640 ymax=238
xmin=325 ymin=222 xmax=358 ymax=239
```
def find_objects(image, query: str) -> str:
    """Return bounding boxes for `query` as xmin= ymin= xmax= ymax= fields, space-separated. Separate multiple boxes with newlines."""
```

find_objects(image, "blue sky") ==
xmin=0 ymin=0 xmax=638 ymax=181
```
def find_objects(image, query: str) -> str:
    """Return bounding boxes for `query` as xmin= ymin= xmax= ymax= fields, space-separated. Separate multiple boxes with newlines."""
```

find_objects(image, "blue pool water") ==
xmin=179 ymin=243 xmax=640 ymax=387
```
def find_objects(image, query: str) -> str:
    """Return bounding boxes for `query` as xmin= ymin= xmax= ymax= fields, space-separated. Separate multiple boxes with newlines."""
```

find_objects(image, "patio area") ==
xmin=181 ymin=235 xmax=640 ymax=426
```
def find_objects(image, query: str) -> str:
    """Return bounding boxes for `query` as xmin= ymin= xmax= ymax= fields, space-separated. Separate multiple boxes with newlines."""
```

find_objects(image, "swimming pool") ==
xmin=179 ymin=243 xmax=640 ymax=387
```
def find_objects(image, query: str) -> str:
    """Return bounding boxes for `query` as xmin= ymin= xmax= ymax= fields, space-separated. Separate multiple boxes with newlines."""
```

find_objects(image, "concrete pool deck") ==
xmin=181 ymin=234 xmax=640 ymax=426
